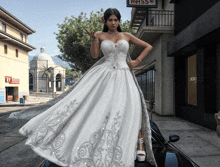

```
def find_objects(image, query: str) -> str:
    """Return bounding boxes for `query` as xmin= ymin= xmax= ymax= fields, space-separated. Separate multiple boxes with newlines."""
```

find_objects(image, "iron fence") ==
xmin=138 ymin=10 xmax=174 ymax=32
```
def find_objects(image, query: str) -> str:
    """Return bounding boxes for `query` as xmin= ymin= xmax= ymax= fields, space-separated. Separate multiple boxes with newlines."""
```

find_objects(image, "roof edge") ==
xmin=0 ymin=6 xmax=36 ymax=33
xmin=0 ymin=30 xmax=36 ymax=50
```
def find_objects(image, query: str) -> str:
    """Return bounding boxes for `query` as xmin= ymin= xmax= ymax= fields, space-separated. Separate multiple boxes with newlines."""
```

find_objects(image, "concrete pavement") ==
xmin=151 ymin=112 xmax=220 ymax=167
xmin=0 ymin=98 xmax=220 ymax=166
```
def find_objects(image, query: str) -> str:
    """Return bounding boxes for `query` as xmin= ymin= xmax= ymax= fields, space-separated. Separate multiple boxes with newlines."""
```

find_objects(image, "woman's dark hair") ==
xmin=102 ymin=8 xmax=122 ymax=32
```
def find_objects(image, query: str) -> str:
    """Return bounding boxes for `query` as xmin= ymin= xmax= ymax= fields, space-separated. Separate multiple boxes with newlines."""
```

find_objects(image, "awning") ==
xmin=167 ymin=2 xmax=220 ymax=57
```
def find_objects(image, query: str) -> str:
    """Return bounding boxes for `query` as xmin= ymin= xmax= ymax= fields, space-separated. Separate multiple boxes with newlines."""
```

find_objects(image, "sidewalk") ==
xmin=0 ymin=96 xmax=51 ymax=116
xmin=151 ymin=111 xmax=220 ymax=167
xmin=0 ymin=91 xmax=63 ymax=106
xmin=0 ymin=92 xmax=62 ymax=116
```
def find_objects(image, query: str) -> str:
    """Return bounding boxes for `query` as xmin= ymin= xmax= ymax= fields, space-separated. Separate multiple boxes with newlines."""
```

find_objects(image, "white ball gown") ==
xmin=9 ymin=39 xmax=158 ymax=167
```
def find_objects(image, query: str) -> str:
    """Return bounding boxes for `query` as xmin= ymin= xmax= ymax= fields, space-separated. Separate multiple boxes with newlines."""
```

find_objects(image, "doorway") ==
xmin=6 ymin=87 xmax=14 ymax=102
xmin=56 ymin=74 xmax=62 ymax=91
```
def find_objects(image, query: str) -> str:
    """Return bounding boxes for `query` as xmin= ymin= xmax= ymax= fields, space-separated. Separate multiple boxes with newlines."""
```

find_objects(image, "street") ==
xmin=0 ymin=96 xmax=220 ymax=167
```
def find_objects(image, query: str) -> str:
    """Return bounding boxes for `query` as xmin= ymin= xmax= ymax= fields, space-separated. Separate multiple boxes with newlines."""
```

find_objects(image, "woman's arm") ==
xmin=126 ymin=32 xmax=153 ymax=62
xmin=84 ymin=29 xmax=101 ymax=59
xmin=90 ymin=32 xmax=101 ymax=58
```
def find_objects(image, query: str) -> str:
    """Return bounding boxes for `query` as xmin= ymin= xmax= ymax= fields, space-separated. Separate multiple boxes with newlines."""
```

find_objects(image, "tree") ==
xmin=65 ymin=67 xmax=75 ymax=77
xmin=38 ymin=66 xmax=52 ymax=93
xmin=54 ymin=8 xmax=136 ymax=74
xmin=65 ymin=67 xmax=82 ymax=78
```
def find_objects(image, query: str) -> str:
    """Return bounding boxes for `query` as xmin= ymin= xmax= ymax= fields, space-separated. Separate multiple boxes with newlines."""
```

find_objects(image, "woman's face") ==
xmin=106 ymin=14 xmax=119 ymax=31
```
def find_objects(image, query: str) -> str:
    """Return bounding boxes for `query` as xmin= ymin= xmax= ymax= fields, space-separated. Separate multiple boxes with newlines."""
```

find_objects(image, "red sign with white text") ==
xmin=5 ymin=76 xmax=20 ymax=84
xmin=127 ymin=0 xmax=158 ymax=7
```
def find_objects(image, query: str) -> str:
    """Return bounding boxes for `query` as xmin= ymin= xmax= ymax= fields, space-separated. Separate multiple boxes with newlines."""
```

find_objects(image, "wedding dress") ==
xmin=10 ymin=39 xmax=158 ymax=167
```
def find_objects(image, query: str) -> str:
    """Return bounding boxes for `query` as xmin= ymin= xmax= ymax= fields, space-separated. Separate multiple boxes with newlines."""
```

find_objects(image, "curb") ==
xmin=0 ymin=102 xmax=45 ymax=117
xmin=0 ymin=102 xmax=45 ymax=107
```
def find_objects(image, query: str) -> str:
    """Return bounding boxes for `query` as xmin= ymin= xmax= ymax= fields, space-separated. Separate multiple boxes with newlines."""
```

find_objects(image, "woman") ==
xmin=18 ymin=8 xmax=158 ymax=167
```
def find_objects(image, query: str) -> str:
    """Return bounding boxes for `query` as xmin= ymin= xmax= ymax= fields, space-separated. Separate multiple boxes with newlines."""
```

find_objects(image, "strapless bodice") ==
xmin=100 ymin=40 xmax=130 ymax=70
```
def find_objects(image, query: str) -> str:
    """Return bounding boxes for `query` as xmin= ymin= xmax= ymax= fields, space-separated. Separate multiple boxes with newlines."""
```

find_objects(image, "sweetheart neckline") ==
xmin=101 ymin=39 xmax=129 ymax=45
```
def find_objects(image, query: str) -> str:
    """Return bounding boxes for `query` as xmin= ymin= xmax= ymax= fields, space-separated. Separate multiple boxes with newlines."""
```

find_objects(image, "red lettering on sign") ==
xmin=5 ymin=76 xmax=12 ymax=83
xmin=131 ymin=0 xmax=136 ymax=4
xmin=5 ymin=76 xmax=19 ymax=84
xmin=130 ymin=0 xmax=150 ymax=4
xmin=11 ymin=78 xmax=20 ymax=84
xmin=145 ymin=0 xmax=149 ymax=4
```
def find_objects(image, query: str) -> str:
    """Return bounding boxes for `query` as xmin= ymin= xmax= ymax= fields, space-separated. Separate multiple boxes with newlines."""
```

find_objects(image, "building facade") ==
xmin=167 ymin=0 xmax=220 ymax=130
xmin=29 ymin=47 xmax=66 ymax=93
xmin=0 ymin=6 xmax=36 ymax=103
xmin=130 ymin=0 xmax=175 ymax=116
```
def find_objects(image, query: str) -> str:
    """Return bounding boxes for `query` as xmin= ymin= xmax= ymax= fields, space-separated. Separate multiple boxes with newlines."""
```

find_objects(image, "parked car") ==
xmin=139 ymin=120 xmax=200 ymax=167
xmin=38 ymin=120 xmax=200 ymax=167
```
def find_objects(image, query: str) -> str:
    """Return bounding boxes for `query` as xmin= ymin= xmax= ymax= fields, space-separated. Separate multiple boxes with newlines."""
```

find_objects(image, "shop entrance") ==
xmin=6 ymin=87 xmax=14 ymax=102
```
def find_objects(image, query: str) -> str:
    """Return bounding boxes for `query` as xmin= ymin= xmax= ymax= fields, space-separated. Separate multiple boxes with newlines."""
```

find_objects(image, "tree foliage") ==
xmin=38 ymin=66 xmax=52 ymax=78
xmin=55 ymin=8 xmax=136 ymax=74
xmin=65 ymin=67 xmax=82 ymax=78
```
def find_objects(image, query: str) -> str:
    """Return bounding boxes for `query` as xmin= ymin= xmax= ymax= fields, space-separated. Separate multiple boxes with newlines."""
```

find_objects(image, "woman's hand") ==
xmin=127 ymin=60 xmax=140 ymax=69
xmin=85 ymin=29 xmax=100 ymax=58
xmin=84 ymin=28 xmax=97 ymax=39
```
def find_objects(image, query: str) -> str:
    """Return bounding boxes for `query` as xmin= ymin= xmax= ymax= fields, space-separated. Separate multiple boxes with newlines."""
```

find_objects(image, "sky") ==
xmin=1 ymin=0 xmax=132 ymax=58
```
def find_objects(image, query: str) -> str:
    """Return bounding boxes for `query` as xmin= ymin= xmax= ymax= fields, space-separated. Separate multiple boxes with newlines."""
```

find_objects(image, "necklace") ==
xmin=107 ymin=31 xmax=119 ymax=39
xmin=107 ymin=31 xmax=118 ymax=36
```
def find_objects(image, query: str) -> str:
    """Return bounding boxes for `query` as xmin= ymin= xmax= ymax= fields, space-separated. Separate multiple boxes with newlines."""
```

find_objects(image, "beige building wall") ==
xmin=0 ymin=41 xmax=28 ymax=61
xmin=6 ymin=24 xmax=20 ymax=39
xmin=0 ymin=41 xmax=29 ymax=102
xmin=0 ymin=19 xmax=28 ymax=43
xmin=0 ymin=8 xmax=35 ymax=103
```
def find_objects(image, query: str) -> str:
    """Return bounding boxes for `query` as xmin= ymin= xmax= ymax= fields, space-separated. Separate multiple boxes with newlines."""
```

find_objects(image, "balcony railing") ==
xmin=138 ymin=10 xmax=174 ymax=32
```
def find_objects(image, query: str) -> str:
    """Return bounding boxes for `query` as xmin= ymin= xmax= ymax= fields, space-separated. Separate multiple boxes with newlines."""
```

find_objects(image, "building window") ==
xmin=16 ymin=49 xmax=18 ymax=57
xmin=20 ymin=33 xmax=23 ymax=41
xmin=146 ymin=69 xmax=155 ymax=102
xmin=24 ymin=35 xmax=26 ymax=42
xmin=2 ymin=22 xmax=6 ymax=32
xmin=4 ymin=44 xmax=7 ymax=54
xmin=188 ymin=54 xmax=197 ymax=105
xmin=136 ymin=68 xmax=155 ymax=102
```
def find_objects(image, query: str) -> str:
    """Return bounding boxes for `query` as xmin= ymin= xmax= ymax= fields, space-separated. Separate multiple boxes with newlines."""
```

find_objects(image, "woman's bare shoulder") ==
xmin=121 ymin=32 xmax=134 ymax=42
xmin=122 ymin=32 xmax=133 ymax=37
xmin=95 ymin=31 xmax=105 ymax=39
xmin=122 ymin=32 xmax=130 ymax=34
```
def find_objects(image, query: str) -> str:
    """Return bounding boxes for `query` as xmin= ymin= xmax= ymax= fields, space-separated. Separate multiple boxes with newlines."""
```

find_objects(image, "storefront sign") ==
xmin=5 ymin=76 xmax=20 ymax=84
xmin=127 ymin=0 xmax=158 ymax=7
